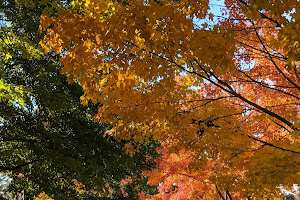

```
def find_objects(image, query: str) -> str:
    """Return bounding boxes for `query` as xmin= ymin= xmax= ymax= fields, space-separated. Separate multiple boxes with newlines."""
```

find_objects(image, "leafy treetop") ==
xmin=41 ymin=0 xmax=299 ymax=198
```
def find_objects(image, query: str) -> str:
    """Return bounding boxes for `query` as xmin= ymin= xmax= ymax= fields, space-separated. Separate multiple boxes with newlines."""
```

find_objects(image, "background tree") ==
xmin=0 ymin=0 xmax=159 ymax=199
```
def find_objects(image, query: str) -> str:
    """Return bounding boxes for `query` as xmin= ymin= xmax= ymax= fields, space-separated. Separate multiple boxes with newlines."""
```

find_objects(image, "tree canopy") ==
xmin=0 ymin=0 xmax=159 ymax=199
xmin=41 ymin=0 xmax=299 ymax=198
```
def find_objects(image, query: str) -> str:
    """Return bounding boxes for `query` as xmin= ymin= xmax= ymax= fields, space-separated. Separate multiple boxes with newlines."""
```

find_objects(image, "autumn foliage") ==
xmin=34 ymin=193 xmax=54 ymax=200
xmin=40 ymin=0 xmax=299 ymax=198
xmin=139 ymin=147 xmax=213 ymax=199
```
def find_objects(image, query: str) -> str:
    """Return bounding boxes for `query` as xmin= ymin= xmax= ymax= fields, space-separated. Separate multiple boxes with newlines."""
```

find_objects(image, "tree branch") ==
xmin=246 ymin=134 xmax=300 ymax=154
xmin=252 ymin=23 xmax=300 ymax=90
xmin=125 ymin=40 xmax=297 ymax=131
xmin=236 ymin=68 xmax=300 ymax=100
xmin=0 ymin=159 xmax=40 ymax=171
xmin=237 ymin=0 xmax=281 ymax=27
